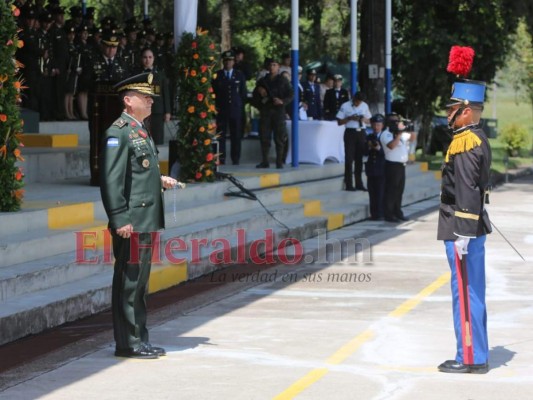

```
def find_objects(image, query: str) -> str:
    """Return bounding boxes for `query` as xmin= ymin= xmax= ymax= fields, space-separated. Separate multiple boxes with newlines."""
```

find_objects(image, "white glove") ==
xmin=454 ymin=236 xmax=470 ymax=260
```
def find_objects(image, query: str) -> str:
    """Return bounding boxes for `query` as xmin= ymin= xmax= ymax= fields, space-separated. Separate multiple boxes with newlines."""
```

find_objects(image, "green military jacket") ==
xmin=100 ymin=112 xmax=165 ymax=233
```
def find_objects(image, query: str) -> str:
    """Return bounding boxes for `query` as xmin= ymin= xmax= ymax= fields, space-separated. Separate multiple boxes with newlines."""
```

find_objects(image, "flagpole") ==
xmin=385 ymin=0 xmax=392 ymax=114
xmin=350 ymin=0 xmax=358 ymax=95
xmin=291 ymin=0 xmax=299 ymax=167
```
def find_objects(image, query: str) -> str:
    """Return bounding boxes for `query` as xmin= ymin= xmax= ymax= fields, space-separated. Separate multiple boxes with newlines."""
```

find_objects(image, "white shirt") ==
xmin=380 ymin=129 xmax=410 ymax=163
xmin=336 ymin=100 xmax=372 ymax=129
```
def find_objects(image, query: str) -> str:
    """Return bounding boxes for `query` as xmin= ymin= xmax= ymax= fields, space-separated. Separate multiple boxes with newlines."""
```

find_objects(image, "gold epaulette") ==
xmin=113 ymin=118 xmax=127 ymax=128
xmin=445 ymin=129 xmax=481 ymax=162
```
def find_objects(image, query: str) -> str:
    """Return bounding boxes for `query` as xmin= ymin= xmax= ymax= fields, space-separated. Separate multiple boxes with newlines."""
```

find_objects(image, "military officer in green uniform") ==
xmin=100 ymin=72 xmax=179 ymax=359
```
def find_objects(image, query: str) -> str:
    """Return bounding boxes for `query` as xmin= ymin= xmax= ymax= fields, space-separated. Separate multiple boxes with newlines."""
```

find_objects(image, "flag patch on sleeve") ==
xmin=107 ymin=138 xmax=119 ymax=147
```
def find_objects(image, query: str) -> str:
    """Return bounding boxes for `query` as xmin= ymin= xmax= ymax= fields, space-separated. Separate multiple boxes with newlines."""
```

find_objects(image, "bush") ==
xmin=0 ymin=1 xmax=25 ymax=211
xmin=500 ymin=124 xmax=530 ymax=157
xmin=174 ymin=28 xmax=219 ymax=182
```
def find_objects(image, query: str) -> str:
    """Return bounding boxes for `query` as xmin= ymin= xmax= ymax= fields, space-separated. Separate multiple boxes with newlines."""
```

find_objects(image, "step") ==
xmin=21 ymin=134 xmax=79 ymax=148
xmin=0 ymin=213 xmax=325 ymax=346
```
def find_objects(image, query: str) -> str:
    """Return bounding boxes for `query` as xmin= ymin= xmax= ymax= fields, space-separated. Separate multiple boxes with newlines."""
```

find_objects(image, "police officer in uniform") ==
xmin=301 ymin=68 xmax=322 ymax=120
xmin=323 ymin=74 xmax=350 ymax=121
xmin=212 ymin=50 xmax=247 ymax=165
xmin=437 ymin=54 xmax=492 ymax=373
xmin=100 ymin=72 xmax=179 ymax=359
xmin=364 ymin=114 xmax=386 ymax=220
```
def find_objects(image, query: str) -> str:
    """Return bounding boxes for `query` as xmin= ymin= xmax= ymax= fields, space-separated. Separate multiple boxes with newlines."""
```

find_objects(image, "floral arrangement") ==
xmin=174 ymin=28 xmax=219 ymax=182
xmin=0 ymin=1 xmax=25 ymax=211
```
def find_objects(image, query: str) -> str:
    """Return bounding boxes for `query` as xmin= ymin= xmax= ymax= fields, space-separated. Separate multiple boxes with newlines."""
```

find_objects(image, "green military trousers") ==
xmin=111 ymin=231 xmax=154 ymax=350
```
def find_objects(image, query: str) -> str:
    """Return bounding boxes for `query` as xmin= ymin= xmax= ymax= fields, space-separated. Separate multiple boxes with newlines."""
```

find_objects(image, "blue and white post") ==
xmin=81 ymin=0 xmax=86 ymax=16
xmin=385 ymin=0 xmax=392 ymax=114
xmin=350 ymin=0 xmax=358 ymax=95
xmin=291 ymin=0 xmax=299 ymax=167
xmin=144 ymin=0 xmax=149 ymax=20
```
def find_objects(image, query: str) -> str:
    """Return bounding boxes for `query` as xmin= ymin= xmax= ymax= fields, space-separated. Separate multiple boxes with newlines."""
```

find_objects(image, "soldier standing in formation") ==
xmin=212 ymin=50 xmax=247 ymax=165
xmin=253 ymin=58 xmax=293 ymax=169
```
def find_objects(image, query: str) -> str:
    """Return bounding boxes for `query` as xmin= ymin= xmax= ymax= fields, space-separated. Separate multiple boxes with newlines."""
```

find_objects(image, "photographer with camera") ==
xmin=380 ymin=113 xmax=416 ymax=222
xmin=252 ymin=58 xmax=293 ymax=169
xmin=364 ymin=114 xmax=387 ymax=220
xmin=336 ymin=91 xmax=372 ymax=191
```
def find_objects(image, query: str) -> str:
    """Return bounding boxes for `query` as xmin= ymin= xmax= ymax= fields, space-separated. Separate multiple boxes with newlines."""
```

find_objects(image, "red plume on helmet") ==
xmin=446 ymin=46 xmax=475 ymax=77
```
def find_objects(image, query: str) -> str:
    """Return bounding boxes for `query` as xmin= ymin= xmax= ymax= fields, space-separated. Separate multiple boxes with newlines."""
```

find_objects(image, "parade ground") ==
xmin=0 ymin=172 xmax=532 ymax=399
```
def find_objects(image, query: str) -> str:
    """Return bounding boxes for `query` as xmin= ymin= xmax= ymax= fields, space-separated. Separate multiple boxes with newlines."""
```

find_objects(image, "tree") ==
xmin=392 ymin=0 xmax=523 ymax=152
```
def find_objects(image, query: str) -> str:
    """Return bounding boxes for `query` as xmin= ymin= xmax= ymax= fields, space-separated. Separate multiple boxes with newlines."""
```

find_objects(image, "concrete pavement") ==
xmin=1 ymin=176 xmax=532 ymax=400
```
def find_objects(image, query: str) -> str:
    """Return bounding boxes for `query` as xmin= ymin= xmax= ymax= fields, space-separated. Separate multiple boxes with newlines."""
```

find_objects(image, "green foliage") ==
xmin=500 ymin=124 xmax=530 ymax=156
xmin=504 ymin=20 xmax=533 ymax=107
xmin=174 ymin=29 xmax=219 ymax=183
xmin=0 ymin=1 xmax=25 ymax=212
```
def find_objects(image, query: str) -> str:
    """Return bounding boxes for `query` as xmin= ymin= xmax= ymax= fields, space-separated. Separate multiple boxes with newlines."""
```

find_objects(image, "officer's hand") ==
xmin=272 ymin=98 xmax=283 ymax=106
xmin=161 ymin=175 xmax=180 ymax=189
xmin=257 ymin=87 xmax=267 ymax=97
xmin=116 ymin=224 xmax=133 ymax=239
xmin=454 ymin=236 xmax=470 ymax=260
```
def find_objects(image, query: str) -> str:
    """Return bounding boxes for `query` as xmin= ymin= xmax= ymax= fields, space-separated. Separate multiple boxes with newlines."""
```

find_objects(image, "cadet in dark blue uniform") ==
xmin=212 ymin=50 xmax=247 ymax=165
xmin=437 ymin=46 xmax=492 ymax=374
xmin=301 ymin=68 xmax=322 ymax=120
xmin=323 ymin=74 xmax=350 ymax=121
xmin=364 ymin=114 xmax=386 ymax=220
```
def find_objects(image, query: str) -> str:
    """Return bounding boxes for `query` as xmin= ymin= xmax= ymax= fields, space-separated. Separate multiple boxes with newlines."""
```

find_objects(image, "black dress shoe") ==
xmin=396 ymin=215 xmax=409 ymax=221
xmin=276 ymin=163 xmax=284 ymax=169
xmin=438 ymin=360 xmax=488 ymax=374
xmin=143 ymin=342 xmax=167 ymax=356
xmin=355 ymin=186 xmax=368 ymax=191
xmin=345 ymin=187 xmax=357 ymax=192
xmin=256 ymin=162 xmax=270 ymax=168
xmin=385 ymin=217 xmax=399 ymax=222
xmin=115 ymin=345 xmax=159 ymax=359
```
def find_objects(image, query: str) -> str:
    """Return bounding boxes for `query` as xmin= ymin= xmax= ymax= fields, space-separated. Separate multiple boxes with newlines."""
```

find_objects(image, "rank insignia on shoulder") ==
xmin=113 ymin=119 xmax=127 ymax=128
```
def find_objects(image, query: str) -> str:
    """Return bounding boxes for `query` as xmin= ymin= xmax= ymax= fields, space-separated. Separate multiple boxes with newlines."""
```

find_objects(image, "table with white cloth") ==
xmin=285 ymin=120 xmax=345 ymax=165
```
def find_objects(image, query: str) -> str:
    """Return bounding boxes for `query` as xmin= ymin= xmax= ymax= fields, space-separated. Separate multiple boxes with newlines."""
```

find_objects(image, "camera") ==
xmin=367 ymin=133 xmax=380 ymax=148
xmin=402 ymin=118 xmax=415 ymax=132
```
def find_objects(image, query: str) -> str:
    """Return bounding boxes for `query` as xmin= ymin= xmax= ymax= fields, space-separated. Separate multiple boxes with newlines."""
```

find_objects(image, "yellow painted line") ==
xmin=326 ymin=329 xmax=374 ymax=365
xmin=419 ymin=162 xmax=429 ymax=172
xmin=160 ymin=160 xmax=169 ymax=175
xmin=21 ymin=134 xmax=78 ymax=147
xmin=273 ymin=368 xmax=329 ymax=400
xmin=274 ymin=272 xmax=451 ymax=399
xmin=148 ymin=262 xmax=188 ymax=293
xmin=281 ymin=187 xmax=300 ymax=203
xmin=260 ymin=173 xmax=280 ymax=188
xmin=434 ymin=170 xmax=442 ymax=180
xmin=325 ymin=213 xmax=344 ymax=231
xmin=48 ymin=202 xmax=94 ymax=229
xmin=302 ymin=200 xmax=321 ymax=216
xmin=389 ymin=272 xmax=450 ymax=318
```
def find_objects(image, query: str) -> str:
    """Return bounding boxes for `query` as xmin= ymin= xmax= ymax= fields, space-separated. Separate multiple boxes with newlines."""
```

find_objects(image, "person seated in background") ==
xmin=323 ymin=74 xmax=349 ymax=121
xmin=364 ymin=114 xmax=387 ymax=220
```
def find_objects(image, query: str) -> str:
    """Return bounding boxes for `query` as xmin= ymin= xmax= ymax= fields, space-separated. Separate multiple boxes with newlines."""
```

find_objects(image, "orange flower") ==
xmin=193 ymin=53 xmax=199 ymax=60
xmin=190 ymin=70 xmax=197 ymax=77
xmin=187 ymin=106 xmax=195 ymax=113
xmin=17 ymin=40 xmax=24 ymax=48
xmin=0 ymin=145 xmax=6 ymax=159
xmin=0 ymin=114 xmax=7 ymax=122
xmin=13 ymin=81 xmax=21 ymax=89
xmin=205 ymin=169 xmax=213 ymax=177
xmin=13 ymin=189 xmax=25 ymax=201
xmin=201 ymin=77 xmax=207 ymax=83
xmin=12 ymin=5 xmax=20 ymax=17
xmin=195 ymin=172 xmax=202 ymax=180
xmin=14 ymin=148 xmax=24 ymax=161
xmin=209 ymin=105 xmax=216 ymax=112
xmin=206 ymin=153 xmax=214 ymax=162
xmin=204 ymin=139 xmax=211 ymax=146
xmin=199 ymin=126 xmax=206 ymax=133
xmin=0 ymin=75 xmax=7 ymax=83
xmin=15 ymin=170 xmax=22 ymax=181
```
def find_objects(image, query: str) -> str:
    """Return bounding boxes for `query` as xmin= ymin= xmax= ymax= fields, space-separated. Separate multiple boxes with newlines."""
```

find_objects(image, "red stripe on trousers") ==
xmin=454 ymin=248 xmax=474 ymax=364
